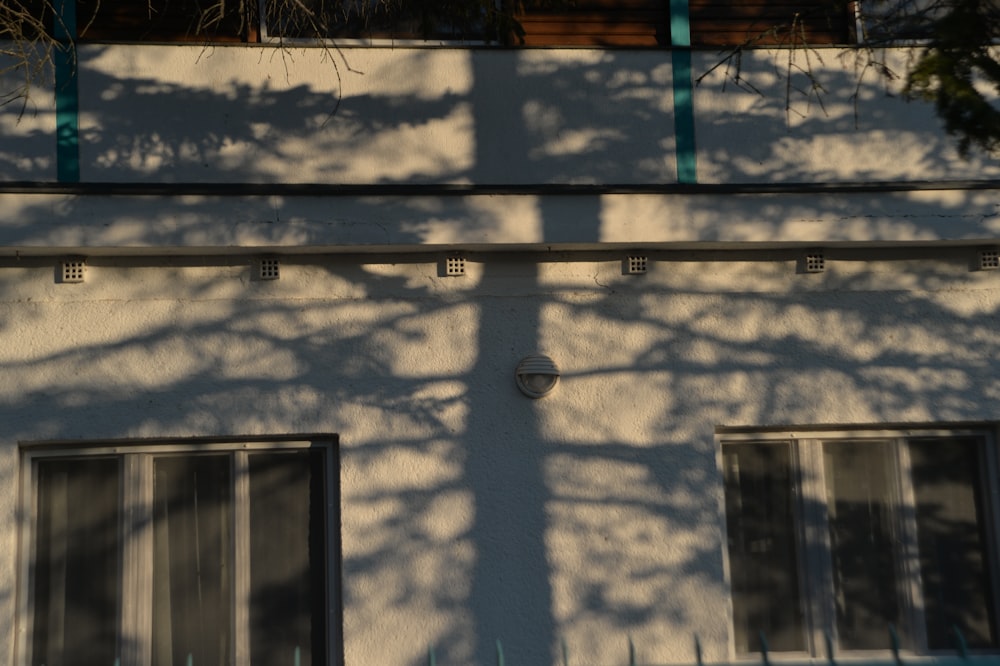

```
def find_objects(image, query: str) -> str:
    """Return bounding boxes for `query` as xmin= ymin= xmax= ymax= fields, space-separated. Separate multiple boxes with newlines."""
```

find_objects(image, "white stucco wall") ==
xmin=2 ymin=247 xmax=999 ymax=665
xmin=26 ymin=46 xmax=680 ymax=185
xmin=2 ymin=33 xmax=1000 ymax=666
xmin=4 ymin=44 xmax=1000 ymax=185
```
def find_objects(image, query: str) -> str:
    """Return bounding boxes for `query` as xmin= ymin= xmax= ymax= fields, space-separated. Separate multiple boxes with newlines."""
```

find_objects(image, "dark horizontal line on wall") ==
xmin=20 ymin=433 xmax=340 ymax=449
xmin=2 ymin=180 xmax=1000 ymax=197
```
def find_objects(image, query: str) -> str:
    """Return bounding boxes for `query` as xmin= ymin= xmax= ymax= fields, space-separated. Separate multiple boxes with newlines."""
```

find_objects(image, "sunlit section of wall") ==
xmin=2 ymin=249 xmax=1000 ymax=662
xmin=693 ymin=49 xmax=1000 ymax=183
xmin=77 ymin=46 xmax=474 ymax=183
xmin=342 ymin=431 xmax=476 ymax=664
xmin=68 ymin=46 xmax=681 ymax=185
xmin=4 ymin=44 xmax=1000 ymax=186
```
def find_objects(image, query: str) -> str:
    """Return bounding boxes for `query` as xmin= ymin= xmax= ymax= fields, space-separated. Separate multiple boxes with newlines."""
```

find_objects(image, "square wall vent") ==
xmin=258 ymin=257 xmax=280 ymax=280
xmin=445 ymin=255 xmax=467 ymax=277
xmin=626 ymin=256 xmax=648 ymax=275
xmin=60 ymin=259 xmax=86 ymax=284
xmin=804 ymin=252 xmax=826 ymax=273
xmin=979 ymin=249 xmax=1000 ymax=271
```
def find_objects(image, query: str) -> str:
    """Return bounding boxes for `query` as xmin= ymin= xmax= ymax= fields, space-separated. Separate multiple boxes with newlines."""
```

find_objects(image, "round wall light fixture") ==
xmin=515 ymin=354 xmax=560 ymax=399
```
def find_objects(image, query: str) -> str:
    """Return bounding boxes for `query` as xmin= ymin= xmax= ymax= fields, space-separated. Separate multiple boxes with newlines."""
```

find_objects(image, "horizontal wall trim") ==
xmin=19 ymin=433 xmax=340 ymax=449
xmin=716 ymin=421 xmax=1000 ymax=436
xmin=3 ymin=180 xmax=1000 ymax=196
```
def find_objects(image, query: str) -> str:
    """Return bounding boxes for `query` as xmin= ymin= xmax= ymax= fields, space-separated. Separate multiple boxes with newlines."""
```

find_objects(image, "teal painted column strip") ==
xmin=53 ymin=0 xmax=80 ymax=182
xmin=669 ymin=0 xmax=697 ymax=184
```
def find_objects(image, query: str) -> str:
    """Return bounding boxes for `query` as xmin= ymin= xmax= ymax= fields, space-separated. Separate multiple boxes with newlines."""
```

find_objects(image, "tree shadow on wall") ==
xmin=3 ymin=40 xmax=1000 ymax=666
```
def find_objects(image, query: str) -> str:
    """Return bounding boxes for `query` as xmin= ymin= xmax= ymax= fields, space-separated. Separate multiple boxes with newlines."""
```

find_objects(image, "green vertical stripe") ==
xmin=54 ymin=0 xmax=80 ymax=183
xmin=669 ymin=0 xmax=697 ymax=183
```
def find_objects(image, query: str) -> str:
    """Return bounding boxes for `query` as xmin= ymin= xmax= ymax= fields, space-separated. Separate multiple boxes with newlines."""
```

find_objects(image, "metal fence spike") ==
xmin=954 ymin=626 xmax=969 ymax=658
xmin=695 ymin=634 xmax=703 ymax=666
xmin=889 ymin=624 xmax=902 ymax=666
xmin=496 ymin=639 xmax=505 ymax=666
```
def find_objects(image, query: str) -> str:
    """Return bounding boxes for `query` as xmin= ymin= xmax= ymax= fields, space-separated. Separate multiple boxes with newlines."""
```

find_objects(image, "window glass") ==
xmin=32 ymin=458 xmax=121 ymax=666
xmin=859 ymin=0 xmax=943 ymax=41
xmin=25 ymin=441 xmax=335 ymax=666
xmin=513 ymin=0 xmax=669 ymax=47
xmin=688 ymin=0 xmax=851 ymax=46
xmin=263 ymin=0 xmax=672 ymax=46
xmin=152 ymin=455 xmax=233 ymax=666
xmin=725 ymin=433 xmax=1000 ymax=657
xmin=723 ymin=442 xmax=805 ymax=653
xmin=823 ymin=440 xmax=907 ymax=650
xmin=74 ymin=0 xmax=251 ymax=41
xmin=248 ymin=450 xmax=328 ymax=666
xmin=909 ymin=438 xmax=997 ymax=649
xmin=265 ymin=0 xmax=490 ymax=40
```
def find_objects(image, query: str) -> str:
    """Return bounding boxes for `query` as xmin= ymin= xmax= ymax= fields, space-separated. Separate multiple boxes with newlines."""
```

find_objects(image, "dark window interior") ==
xmin=31 ymin=0 xmax=850 ymax=46
xmin=32 ymin=458 xmax=121 ymax=666
xmin=688 ymin=0 xmax=852 ymax=45
xmin=152 ymin=455 xmax=233 ymax=666
xmin=28 ymin=446 xmax=333 ymax=666
xmin=248 ymin=450 xmax=328 ymax=666
xmin=910 ymin=438 xmax=996 ymax=649
xmin=76 ymin=0 xmax=254 ymax=41
xmin=823 ymin=440 xmax=907 ymax=649
xmin=724 ymin=436 xmax=999 ymax=656
xmin=723 ymin=442 xmax=805 ymax=653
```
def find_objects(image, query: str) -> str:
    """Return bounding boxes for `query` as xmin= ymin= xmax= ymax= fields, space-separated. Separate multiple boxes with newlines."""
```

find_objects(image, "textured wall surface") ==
xmin=2 ymin=248 xmax=999 ymax=664
xmin=4 ymin=45 xmax=1000 ymax=186
xmin=3 ymin=34 xmax=1000 ymax=666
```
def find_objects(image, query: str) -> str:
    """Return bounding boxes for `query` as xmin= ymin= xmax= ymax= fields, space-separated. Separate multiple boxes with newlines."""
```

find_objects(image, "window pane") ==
xmin=909 ymin=438 xmax=997 ymax=649
xmin=860 ymin=0 xmax=942 ymax=41
xmin=152 ymin=455 xmax=233 ymax=666
xmin=248 ymin=450 xmax=328 ymax=666
xmin=76 ymin=0 xmax=251 ymax=41
xmin=824 ymin=440 xmax=906 ymax=650
xmin=32 ymin=458 xmax=121 ymax=666
xmin=265 ymin=0 xmax=486 ymax=40
xmin=724 ymin=442 xmax=805 ymax=653
xmin=689 ymin=0 xmax=850 ymax=46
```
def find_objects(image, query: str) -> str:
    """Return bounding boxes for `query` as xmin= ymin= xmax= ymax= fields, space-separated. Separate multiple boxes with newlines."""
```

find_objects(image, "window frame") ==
xmin=255 ymin=0 xmax=497 ymax=45
xmin=719 ymin=427 xmax=1000 ymax=660
xmin=42 ymin=0 xmax=857 ymax=47
xmin=15 ymin=435 xmax=342 ymax=666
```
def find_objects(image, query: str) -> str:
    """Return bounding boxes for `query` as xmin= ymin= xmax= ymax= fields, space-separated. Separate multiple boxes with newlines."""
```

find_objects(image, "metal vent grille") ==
xmin=626 ymin=256 xmax=648 ymax=275
xmin=805 ymin=253 xmax=826 ymax=273
xmin=980 ymin=250 xmax=1000 ymax=271
xmin=445 ymin=256 xmax=466 ymax=277
xmin=60 ymin=259 xmax=86 ymax=283
xmin=258 ymin=257 xmax=280 ymax=280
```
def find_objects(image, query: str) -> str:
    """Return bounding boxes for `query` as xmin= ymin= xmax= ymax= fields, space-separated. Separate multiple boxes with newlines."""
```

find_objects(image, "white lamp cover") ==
xmin=515 ymin=354 xmax=560 ymax=398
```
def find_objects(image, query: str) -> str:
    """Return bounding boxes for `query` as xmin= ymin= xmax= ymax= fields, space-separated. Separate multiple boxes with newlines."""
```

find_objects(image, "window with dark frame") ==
xmin=723 ymin=432 xmax=999 ymax=657
xmin=73 ymin=0 xmax=256 ymax=42
xmin=853 ymin=0 xmax=999 ymax=46
xmin=27 ymin=0 xmax=857 ymax=46
xmin=687 ymin=0 xmax=852 ymax=45
xmin=265 ymin=0 xmax=672 ymax=45
xmin=53 ymin=0 xmax=674 ymax=45
xmin=19 ymin=438 xmax=339 ymax=666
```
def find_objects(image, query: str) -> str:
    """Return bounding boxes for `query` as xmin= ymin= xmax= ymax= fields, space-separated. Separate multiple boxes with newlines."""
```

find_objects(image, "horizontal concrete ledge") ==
xmin=3 ymin=180 xmax=1000 ymax=196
